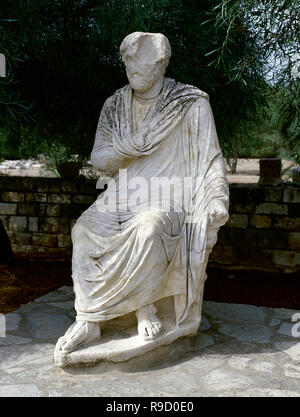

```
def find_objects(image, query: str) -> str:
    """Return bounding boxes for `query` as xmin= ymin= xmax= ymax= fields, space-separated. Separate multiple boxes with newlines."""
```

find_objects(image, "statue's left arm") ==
xmin=189 ymin=97 xmax=229 ymax=250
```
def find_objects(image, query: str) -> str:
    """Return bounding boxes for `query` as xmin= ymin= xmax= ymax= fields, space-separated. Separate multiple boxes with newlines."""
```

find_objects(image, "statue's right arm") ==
xmin=90 ymin=99 xmax=124 ymax=173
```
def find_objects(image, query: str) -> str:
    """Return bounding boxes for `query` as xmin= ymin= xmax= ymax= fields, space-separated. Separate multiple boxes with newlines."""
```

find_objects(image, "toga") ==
xmin=71 ymin=78 xmax=229 ymax=327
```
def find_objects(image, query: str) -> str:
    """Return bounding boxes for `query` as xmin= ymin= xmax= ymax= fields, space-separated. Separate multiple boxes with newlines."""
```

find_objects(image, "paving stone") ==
xmin=34 ymin=290 xmax=74 ymax=303
xmin=250 ymin=361 xmax=275 ymax=373
xmin=283 ymin=363 xmax=300 ymax=379
xmin=227 ymin=356 xmax=251 ymax=370
xmin=46 ymin=301 xmax=75 ymax=311
xmin=274 ymin=342 xmax=300 ymax=361
xmin=272 ymin=307 xmax=300 ymax=320
xmin=26 ymin=313 xmax=72 ymax=340
xmin=4 ymin=313 xmax=21 ymax=331
xmin=218 ymin=324 xmax=272 ymax=343
xmin=1 ymin=286 xmax=300 ymax=397
xmin=203 ymin=301 xmax=265 ymax=323
xmin=199 ymin=315 xmax=211 ymax=331
xmin=0 ymin=335 xmax=33 ymax=346
xmin=277 ymin=322 xmax=297 ymax=338
xmin=0 ymin=343 xmax=54 ymax=370
xmin=239 ymin=388 xmax=300 ymax=397
xmin=0 ymin=384 xmax=41 ymax=397
xmin=201 ymin=369 xmax=253 ymax=390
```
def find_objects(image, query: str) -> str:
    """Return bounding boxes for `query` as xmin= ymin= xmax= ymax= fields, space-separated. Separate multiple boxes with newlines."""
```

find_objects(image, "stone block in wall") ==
xmin=273 ymin=216 xmax=300 ymax=231
xmin=21 ymin=178 xmax=36 ymax=192
xmin=265 ymin=187 xmax=283 ymax=202
xmin=46 ymin=204 xmax=61 ymax=217
xmin=71 ymin=219 xmax=77 ymax=230
xmin=48 ymin=248 xmax=69 ymax=260
xmin=48 ymin=179 xmax=61 ymax=193
xmin=18 ymin=203 xmax=38 ymax=216
xmin=229 ymin=229 xmax=258 ymax=247
xmin=229 ymin=185 xmax=265 ymax=203
xmin=58 ymin=234 xmax=72 ymax=248
xmin=26 ymin=193 xmax=47 ymax=203
xmin=209 ymin=245 xmax=237 ymax=265
xmin=38 ymin=204 xmax=47 ymax=217
xmin=78 ymin=180 xmax=98 ymax=195
xmin=283 ymin=188 xmax=300 ymax=203
xmin=0 ymin=202 xmax=17 ymax=215
xmin=48 ymin=194 xmax=72 ymax=204
xmin=32 ymin=233 xmax=57 ymax=247
xmin=61 ymin=180 xmax=77 ymax=193
xmin=6 ymin=231 xmax=15 ymax=243
xmin=60 ymin=203 xmax=89 ymax=218
xmin=0 ymin=215 xmax=8 ymax=229
xmin=3 ymin=191 xmax=24 ymax=202
xmin=232 ymin=202 xmax=255 ymax=214
xmin=258 ymin=229 xmax=288 ymax=249
xmin=225 ymin=214 xmax=248 ymax=229
xmin=11 ymin=244 xmax=31 ymax=258
xmin=250 ymin=214 xmax=271 ymax=229
xmin=9 ymin=216 xmax=27 ymax=232
xmin=288 ymin=232 xmax=300 ymax=252
xmin=73 ymin=194 xmax=96 ymax=204
xmin=36 ymin=179 xmax=49 ymax=192
xmin=272 ymin=250 xmax=300 ymax=271
xmin=0 ymin=177 xmax=21 ymax=191
xmin=289 ymin=204 xmax=300 ymax=217
xmin=28 ymin=217 xmax=39 ymax=232
xmin=39 ymin=217 xmax=70 ymax=234
xmin=8 ymin=231 xmax=31 ymax=245
xmin=255 ymin=202 xmax=288 ymax=215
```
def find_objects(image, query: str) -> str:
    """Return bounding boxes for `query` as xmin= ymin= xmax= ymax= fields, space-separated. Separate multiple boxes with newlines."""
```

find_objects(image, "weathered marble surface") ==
xmin=0 ymin=286 xmax=300 ymax=396
xmin=54 ymin=31 xmax=229 ymax=363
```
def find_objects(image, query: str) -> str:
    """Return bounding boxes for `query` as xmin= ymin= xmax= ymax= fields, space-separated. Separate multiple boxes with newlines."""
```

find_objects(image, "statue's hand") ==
xmin=206 ymin=200 xmax=228 ymax=249
xmin=207 ymin=200 xmax=229 ymax=228
xmin=132 ymin=126 xmax=150 ymax=150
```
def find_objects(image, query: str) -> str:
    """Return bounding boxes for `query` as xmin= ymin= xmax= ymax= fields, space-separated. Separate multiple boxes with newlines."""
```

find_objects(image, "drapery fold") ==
xmin=74 ymin=78 xmax=229 ymax=326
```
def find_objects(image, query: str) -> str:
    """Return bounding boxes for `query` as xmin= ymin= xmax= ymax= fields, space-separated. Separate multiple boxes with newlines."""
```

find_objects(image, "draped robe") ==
xmin=71 ymin=78 xmax=229 ymax=329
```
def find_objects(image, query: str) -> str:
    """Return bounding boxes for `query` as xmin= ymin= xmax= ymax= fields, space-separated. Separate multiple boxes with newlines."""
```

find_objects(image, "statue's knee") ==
xmin=71 ymin=221 xmax=86 ymax=243
xmin=137 ymin=216 xmax=161 ymax=240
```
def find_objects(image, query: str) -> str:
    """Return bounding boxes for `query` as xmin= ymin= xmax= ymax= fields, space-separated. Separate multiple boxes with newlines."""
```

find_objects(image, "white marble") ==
xmin=54 ymin=32 xmax=229 ymax=366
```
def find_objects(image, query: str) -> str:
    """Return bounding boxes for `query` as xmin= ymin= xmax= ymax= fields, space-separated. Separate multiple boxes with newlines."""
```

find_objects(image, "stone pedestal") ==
xmin=259 ymin=158 xmax=282 ymax=186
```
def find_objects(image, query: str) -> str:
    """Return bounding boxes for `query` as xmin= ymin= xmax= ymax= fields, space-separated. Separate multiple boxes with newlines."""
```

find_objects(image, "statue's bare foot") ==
xmin=136 ymin=304 xmax=162 ymax=340
xmin=55 ymin=321 xmax=101 ymax=354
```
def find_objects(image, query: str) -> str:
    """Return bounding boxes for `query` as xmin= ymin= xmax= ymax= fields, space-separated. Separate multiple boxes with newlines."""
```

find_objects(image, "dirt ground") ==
xmin=1 ymin=261 xmax=299 ymax=314
xmin=0 ymin=262 xmax=72 ymax=314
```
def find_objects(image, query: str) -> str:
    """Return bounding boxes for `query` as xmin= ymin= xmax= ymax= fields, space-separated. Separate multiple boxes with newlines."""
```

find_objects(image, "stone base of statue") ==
xmin=54 ymin=297 xmax=199 ymax=368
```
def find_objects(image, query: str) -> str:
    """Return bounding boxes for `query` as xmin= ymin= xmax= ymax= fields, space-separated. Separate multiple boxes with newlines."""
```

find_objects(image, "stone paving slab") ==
xmin=0 ymin=286 xmax=299 ymax=397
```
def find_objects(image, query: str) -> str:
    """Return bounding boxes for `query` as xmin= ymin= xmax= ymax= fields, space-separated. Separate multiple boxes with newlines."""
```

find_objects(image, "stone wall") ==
xmin=210 ymin=183 xmax=300 ymax=273
xmin=0 ymin=176 xmax=99 ymax=261
xmin=0 ymin=177 xmax=299 ymax=273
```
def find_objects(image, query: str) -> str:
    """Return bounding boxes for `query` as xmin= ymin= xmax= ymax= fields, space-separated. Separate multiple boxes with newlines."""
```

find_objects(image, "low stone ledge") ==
xmin=0 ymin=178 xmax=299 ymax=272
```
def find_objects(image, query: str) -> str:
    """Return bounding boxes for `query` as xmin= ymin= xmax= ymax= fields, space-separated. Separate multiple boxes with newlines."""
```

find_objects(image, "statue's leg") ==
xmin=56 ymin=209 xmax=119 ymax=354
xmin=133 ymin=209 xmax=185 ymax=339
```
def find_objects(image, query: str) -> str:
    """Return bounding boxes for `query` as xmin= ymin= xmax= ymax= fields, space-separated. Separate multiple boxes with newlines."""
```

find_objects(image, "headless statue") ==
xmin=54 ymin=32 xmax=229 ymax=363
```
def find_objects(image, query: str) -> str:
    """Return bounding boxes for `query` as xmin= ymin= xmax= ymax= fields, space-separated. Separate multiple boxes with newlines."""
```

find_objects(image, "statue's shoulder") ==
xmin=166 ymin=78 xmax=209 ymax=101
xmin=103 ymin=85 xmax=131 ymax=109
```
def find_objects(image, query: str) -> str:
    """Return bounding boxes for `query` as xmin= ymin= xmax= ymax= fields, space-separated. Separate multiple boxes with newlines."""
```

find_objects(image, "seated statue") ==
xmin=54 ymin=32 xmax=229 ymax=365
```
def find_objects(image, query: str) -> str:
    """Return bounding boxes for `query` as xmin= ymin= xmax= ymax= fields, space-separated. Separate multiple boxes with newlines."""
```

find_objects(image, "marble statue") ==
xmin=54 ymin=32 xmax=229 ymax=367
